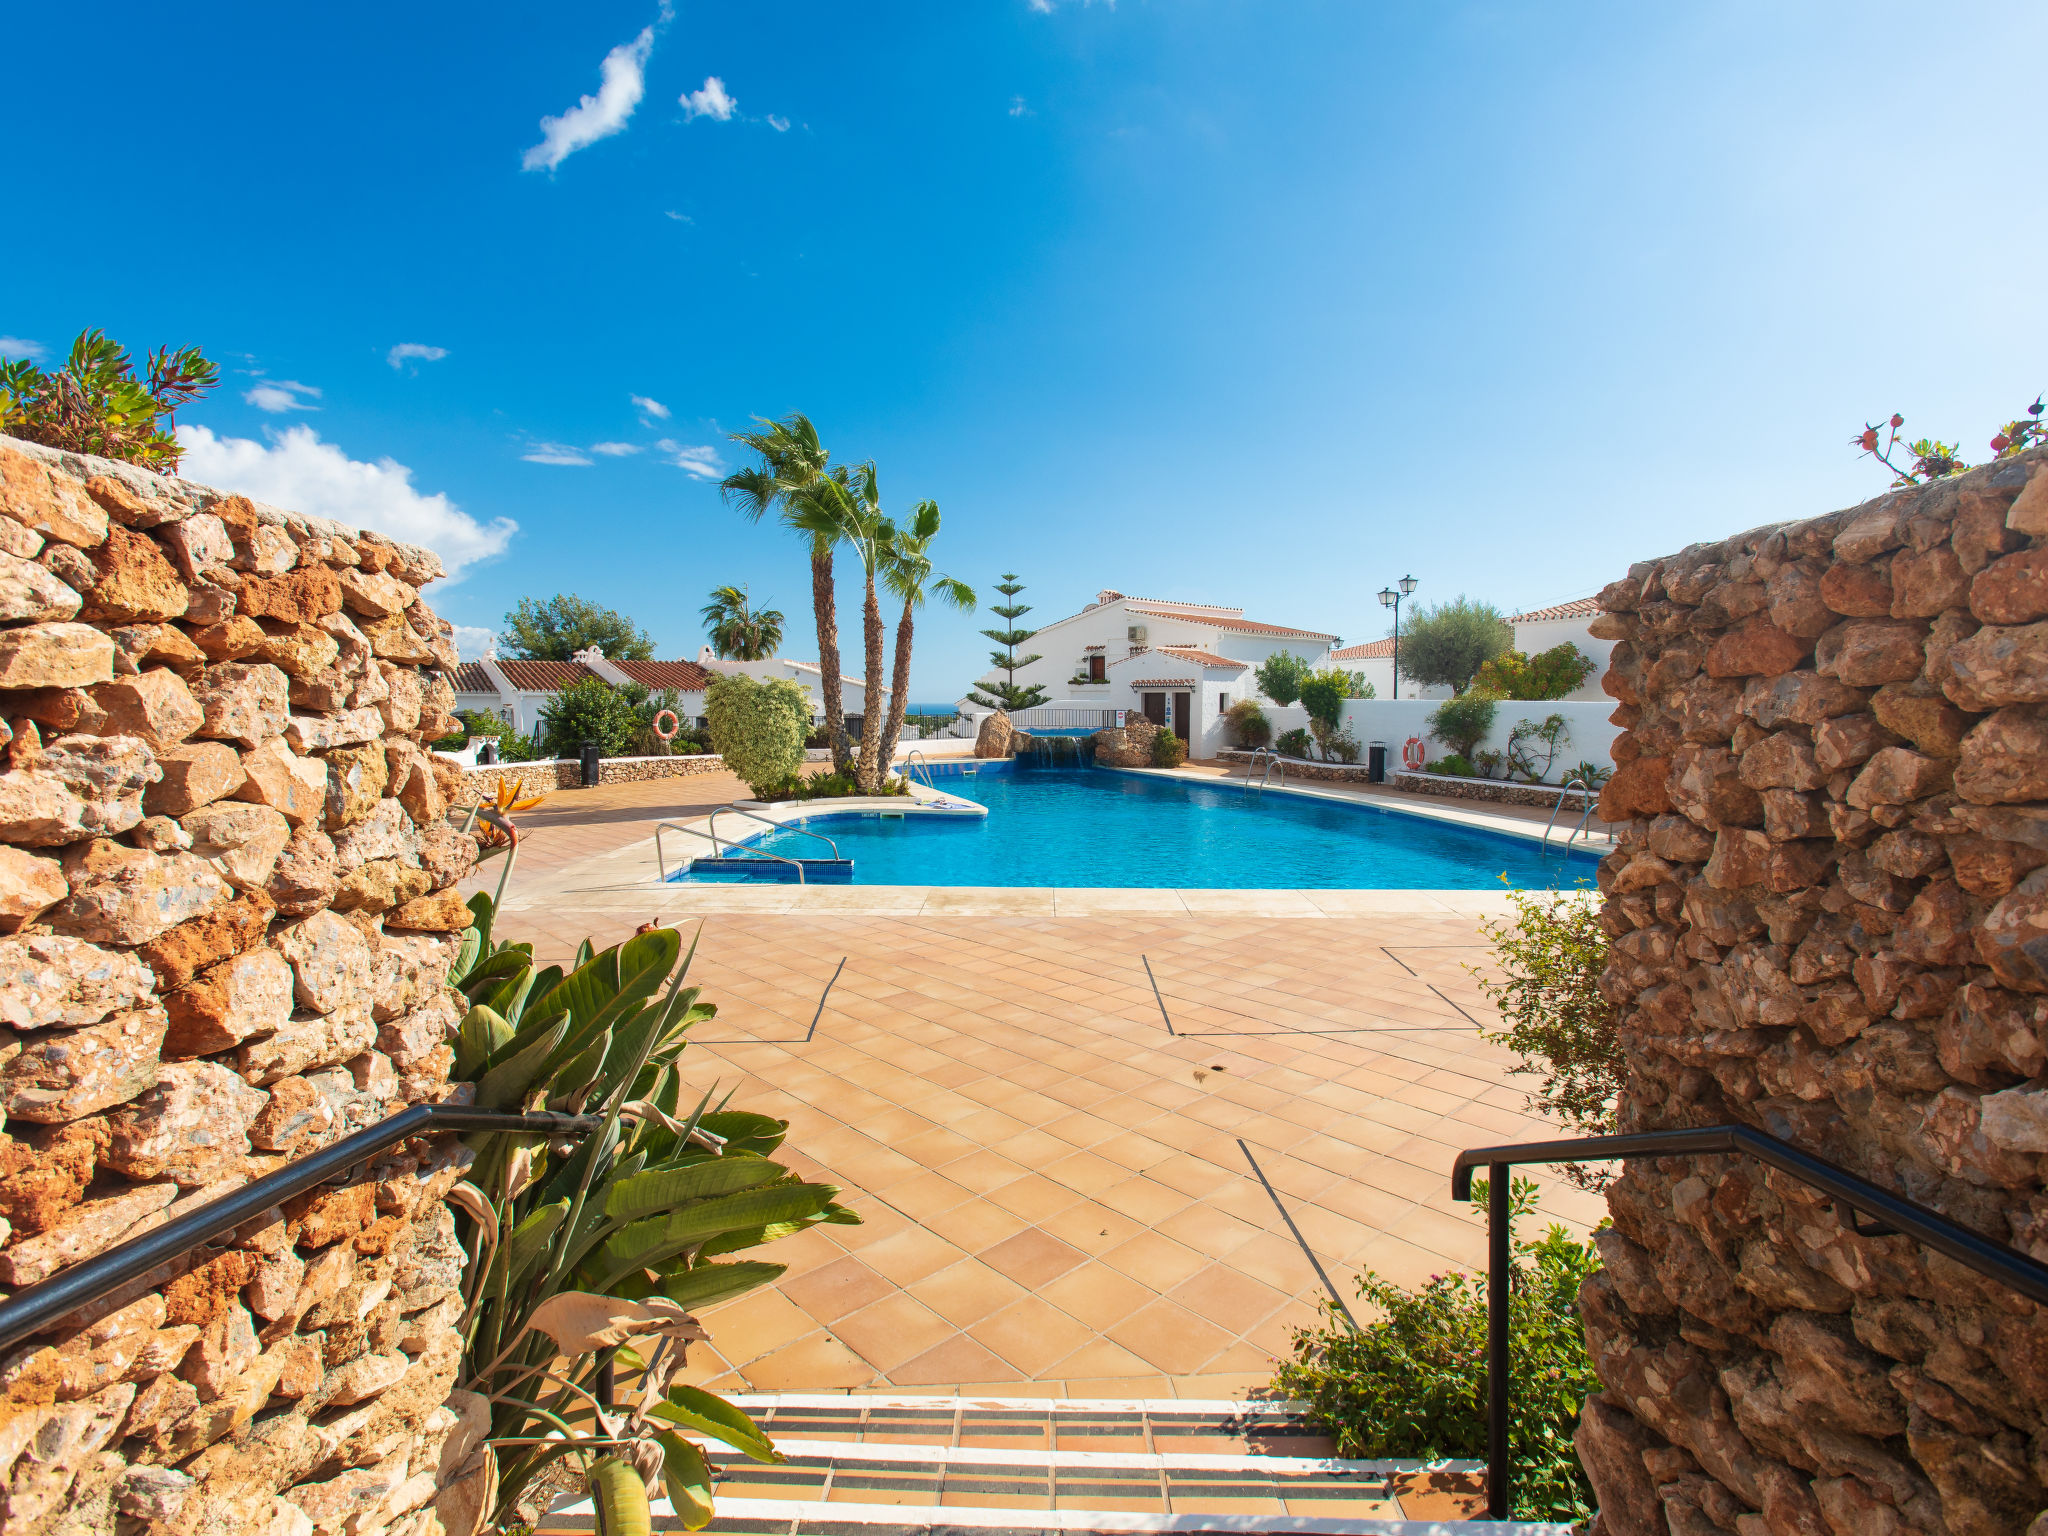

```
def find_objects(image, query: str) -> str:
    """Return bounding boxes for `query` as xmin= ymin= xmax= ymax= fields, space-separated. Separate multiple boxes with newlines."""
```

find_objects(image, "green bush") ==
xmin=1473 ymin=884 xmax=1621 ymax=1156
xmin=1 ymin=329 xmax=219 ymax=474
xmin=539 ymin=676 xmax=644 ymax=760
xmin=1151 ymin=728 xmax=1188 ymax=768
xmin=1506 ymin=713 xmax=1570 ymax=784
xmin=1432 ymin=752 xmax=1474 ymax=777
xmin=1274 ymin=1179 xmax=1602 ymax=1524
xmin=1427 ymin=692 xmax=1498 ymax=758
xmin=706 ymin=673 xmax=809 ymax=799
xmin=793 ymin=772 xmax=909 ymax=802
xmin=1474 ymin=644 xmax=1596 ymax=701
xmin=1298 ymin=671 xmax=1346 ymax=731
xmin=1223 ymin=699 xmax=1271 ymax=749
xmin=1255 ymin=652 xmax=1312 ymax=707
xmin=1275 ymin=726 xmax=1313 ymax=759
xmin=1567 ymin=759 xmax=1612 ymax=789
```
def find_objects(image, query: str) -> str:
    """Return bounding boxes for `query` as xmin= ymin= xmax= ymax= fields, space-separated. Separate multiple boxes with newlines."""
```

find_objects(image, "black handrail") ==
xmin=0 ymin=1104 xmax=599 ymax=1354
xmin=1450 ymin=1123 xmax=2048 ymax=1521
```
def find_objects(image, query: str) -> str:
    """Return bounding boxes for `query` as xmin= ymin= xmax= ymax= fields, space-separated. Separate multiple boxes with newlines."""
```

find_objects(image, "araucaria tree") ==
xmin=1397 ymin=597 xmax=1512 ymax=695
xmin=967 ymin=573 xmax=1049 ymax=712
xmin=700 ymin=583 xmax=785 ymax=660
xmin=878 ymin=501 xmax=974 ymax=772
xmin=503 ymin=594 xmax=657 ymax=661
xmin=722 ymin=414 xmax=855 ymax=773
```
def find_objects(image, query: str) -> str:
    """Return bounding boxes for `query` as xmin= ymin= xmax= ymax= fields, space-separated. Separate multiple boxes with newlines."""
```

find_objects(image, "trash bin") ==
xmin=580 ymin=741 xmax=601 ymax=787
xmin=477 ymin=739 xmax=498 ymax=766
xmin=1368 ymin=742 xmax=1388 ymax=783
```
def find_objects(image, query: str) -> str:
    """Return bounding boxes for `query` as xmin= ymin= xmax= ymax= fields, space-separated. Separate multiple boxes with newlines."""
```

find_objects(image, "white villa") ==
xmin=967 ymin=590 xmax=1339 ymax=757
xmin=452 ymin=645 xmax=884 ymax=746
xmin=1329 ymin=596 xmax=1609 ymax=703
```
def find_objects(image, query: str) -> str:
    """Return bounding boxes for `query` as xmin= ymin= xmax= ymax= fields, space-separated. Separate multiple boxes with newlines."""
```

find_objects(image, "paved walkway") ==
xmin=457 ymin=770 xmax=1608 ymax=1400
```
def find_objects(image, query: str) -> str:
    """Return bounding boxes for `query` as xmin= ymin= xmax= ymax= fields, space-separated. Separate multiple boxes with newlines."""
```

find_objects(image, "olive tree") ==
xmin=1398 ymin=598 xmax=1513 ymax=695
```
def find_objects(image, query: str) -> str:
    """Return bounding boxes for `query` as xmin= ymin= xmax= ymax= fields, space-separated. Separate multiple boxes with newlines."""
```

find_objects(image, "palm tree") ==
xmin=788 ymin=465 xmax=893 ymax=793
xmin=720 ymin=414 xmax=851 ymax=773
xmin=699 ymin=584 xmax=785 ymax=661
xmin=878 ymin=501 xmax=974 ymax=771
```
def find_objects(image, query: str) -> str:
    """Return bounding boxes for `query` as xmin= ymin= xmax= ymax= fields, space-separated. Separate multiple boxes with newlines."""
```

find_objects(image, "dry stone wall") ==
xmin=0 ymin=435 xmax=493 ymax=1536
xmin=1580 ymin=448 xmax=2048 ymax=1535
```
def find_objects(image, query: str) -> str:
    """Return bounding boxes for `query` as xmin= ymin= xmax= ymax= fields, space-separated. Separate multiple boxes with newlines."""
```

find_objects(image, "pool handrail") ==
xmin=1260 ymin=756 xmax=1287 ymax=792
xmin=708 ymin=804 xmax=841 ymax=861
xmin=1240 ymin=747 xmax=1272 ymax=789
xmin=653 ymin=818 xmax=716 ymax=880
xmin=1540 ymin=777 xmax=1598 ymax=852
xmin=902 ymin=749 xmax=935 ymax=790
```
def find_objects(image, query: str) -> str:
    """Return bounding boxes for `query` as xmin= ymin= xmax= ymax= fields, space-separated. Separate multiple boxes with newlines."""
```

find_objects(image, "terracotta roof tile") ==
xmin=1127 ymin=604 xmax=1338 ymax=641
xmin=493 ymin=660 xmax=594 ymax=692
xmin=1155 ymin=646 xmax=1248 ymax=669
xmin=1330 ymin=638 xmax=1395 ymax=660
xmin=613 ymin=660 xmax=713 ymax=692
xmin=1129 ymin=678 xmax=1198 ymax=688
xmin=451 ymin=662 xmax=495 ymax=693
xmin=1510 ymin=597 xmax=1605 ymax=623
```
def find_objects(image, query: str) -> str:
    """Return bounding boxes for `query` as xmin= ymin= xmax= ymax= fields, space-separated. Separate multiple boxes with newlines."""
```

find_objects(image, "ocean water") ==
xmin=678 ymin=762 xmax=1599 ymax=889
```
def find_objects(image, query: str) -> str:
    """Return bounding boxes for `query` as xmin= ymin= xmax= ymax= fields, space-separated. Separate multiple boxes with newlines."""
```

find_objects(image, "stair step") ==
xmin=540 ymin=1493 xmax=1573 ymax=1536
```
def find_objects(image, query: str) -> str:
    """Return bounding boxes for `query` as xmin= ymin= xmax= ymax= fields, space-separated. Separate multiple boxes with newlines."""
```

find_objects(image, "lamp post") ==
xmin=1377 ymin=575 xmax=1417 ymax=699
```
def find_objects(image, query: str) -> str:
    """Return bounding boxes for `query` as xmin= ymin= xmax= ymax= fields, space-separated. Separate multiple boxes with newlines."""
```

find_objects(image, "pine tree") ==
xmin=966 ymin=572 xmax=1050 ymax=712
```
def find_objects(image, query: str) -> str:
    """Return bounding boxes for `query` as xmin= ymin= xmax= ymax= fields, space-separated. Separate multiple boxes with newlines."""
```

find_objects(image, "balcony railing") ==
xmin=1451 ymin=1123 xmax=2048 ymax=1521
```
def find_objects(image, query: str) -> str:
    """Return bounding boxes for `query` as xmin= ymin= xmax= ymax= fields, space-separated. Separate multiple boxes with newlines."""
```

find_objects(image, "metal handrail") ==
xmin=1240 ymin=747 xmax=1272 ymax=785
xmin=1260 ymin=757 xmax=1287 ymax=792
xmin=902 ymin=749 xmax=935 ymax=790
xmin=1538 ymin=777 xmax=1597 ymax=851
xmin=654 ymin=818 xmax=717 ymax=880
xmin=1450 ymin=1123 xmax=2048 ymax=1520
xmin=0 ymin=1105 xmax=600 ymax=1355
xmin=708 ymin=805 xmax=840 ymax=860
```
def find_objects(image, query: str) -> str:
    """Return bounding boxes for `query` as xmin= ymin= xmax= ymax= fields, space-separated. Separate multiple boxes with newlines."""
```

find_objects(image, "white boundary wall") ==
xmin=1338 ymin=698 xmax=1621 ymax=774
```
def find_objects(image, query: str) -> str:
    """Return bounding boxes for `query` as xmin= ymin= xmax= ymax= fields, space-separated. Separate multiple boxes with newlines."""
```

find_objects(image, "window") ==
xmin=1089 ymin=655 xmax=1106 ymax=682
xmin=1218 ymin=691 xmax=1228 ymax=714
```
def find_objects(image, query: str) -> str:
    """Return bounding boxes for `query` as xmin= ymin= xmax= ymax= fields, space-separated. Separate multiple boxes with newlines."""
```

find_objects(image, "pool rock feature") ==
xmin=973 ymin=710 xmax=1015 ymax=758
xmin=0 ymin=434 xmax=479 ymax=1536
xmin=1090 ymin=716 xmax=1165 ymax=767
xmin=1582 ymin=447 xmax=2048 ymax=1535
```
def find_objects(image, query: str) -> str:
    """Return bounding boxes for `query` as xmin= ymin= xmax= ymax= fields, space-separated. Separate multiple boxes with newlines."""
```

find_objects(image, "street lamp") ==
xmin=1377 ymin=575 xmax=1417 ymax=698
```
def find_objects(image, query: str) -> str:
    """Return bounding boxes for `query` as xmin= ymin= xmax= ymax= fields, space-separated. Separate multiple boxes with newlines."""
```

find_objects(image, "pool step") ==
xmin=683 ymin=857 xmax=856 ymax=883
xmin=535 ymin=1397 xmax=1562 ymax=1534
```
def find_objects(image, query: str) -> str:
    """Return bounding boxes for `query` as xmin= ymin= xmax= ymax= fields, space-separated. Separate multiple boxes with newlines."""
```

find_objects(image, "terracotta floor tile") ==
xmin=1153 ymin=1203 xmax=1264 ymax=1260
xmin=1037 ymin=1260 xmax=1159 ymax=1332
xmin=890 ymin=1333 xmax=1014 ymax=1387
xmin=1099 ymin=1230 xmax=1211 ymax=1292
xmin=1096 ymin=1176 xmax=1194 ymax=1225
xmin=984 ymin=1174 xmax=1085 ymax=1223
xmin=971 ymin=1294 xmax=1099 ymax=1375
xmin=978 ymin=1227 xmax=1088 ymax=1289
xmin=856 ymin=1225 xmax=970 ymax=1287
xmin=779 ymin=1255 xmax=895 ymax=1324
xmin=1104 ymin=1297 xmax=1235 ymax=1375
xmin=699 ymin=1287 xmax=818 ymax=1364
xmin=1222 ymin=1231 xmax=1323 ymax=1296
xmin=1167 ymin=1262 xmax=1289 ymax=1330
xmin=924 ymin=1197 xmax=1036 ymax=1255
xmin=832 ymin=1292 xmax=959 ymax=1373
xmin=739 ymin=1329 xmax=878 ymax=1389
xmin=1038 ymin=1202 xmax=1146 ymax=1257
xmin=907 ymin=1260 xmax=1032 ymax=1327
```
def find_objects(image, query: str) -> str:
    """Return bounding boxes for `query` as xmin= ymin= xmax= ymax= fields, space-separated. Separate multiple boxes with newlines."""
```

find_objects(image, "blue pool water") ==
xmin=680 ymin=763 xmax=1598 ymax=889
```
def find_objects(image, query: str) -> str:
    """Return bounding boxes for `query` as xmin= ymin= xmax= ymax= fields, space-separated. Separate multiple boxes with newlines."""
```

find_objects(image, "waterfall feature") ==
xmin=1014 ymin=733 xmax=1094 ymax=770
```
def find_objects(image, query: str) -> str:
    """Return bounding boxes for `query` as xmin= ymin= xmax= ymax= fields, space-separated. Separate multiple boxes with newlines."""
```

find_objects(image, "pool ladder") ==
xmin=654 ymin=803 xmax=842 ymax=883
xmin=1540 ymin=777 xmax=1599 ymax=852
xmin=1240 ymin=748 xmax=1286 ymax=794
xmin=902 ymin=749 xmax=935 ymax=790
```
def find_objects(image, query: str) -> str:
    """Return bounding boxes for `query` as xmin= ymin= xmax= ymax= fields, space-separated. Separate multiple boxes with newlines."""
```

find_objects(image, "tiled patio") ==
xmin=464 ymin=773 xmax=1605 ymax=1401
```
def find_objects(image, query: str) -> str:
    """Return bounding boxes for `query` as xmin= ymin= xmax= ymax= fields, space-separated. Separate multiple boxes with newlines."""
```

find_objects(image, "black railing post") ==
xmin=1487 ymin=1161 xmax=1510 ymax=1521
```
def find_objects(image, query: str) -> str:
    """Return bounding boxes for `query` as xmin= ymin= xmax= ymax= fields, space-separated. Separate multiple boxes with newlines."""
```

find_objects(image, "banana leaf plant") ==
xmin=444 ymin=891 xmax=859 ymax=1532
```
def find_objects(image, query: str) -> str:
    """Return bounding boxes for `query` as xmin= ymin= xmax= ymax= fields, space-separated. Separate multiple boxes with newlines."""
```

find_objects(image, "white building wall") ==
xmin=1340 ymin=698 xmax=1622 ymax=776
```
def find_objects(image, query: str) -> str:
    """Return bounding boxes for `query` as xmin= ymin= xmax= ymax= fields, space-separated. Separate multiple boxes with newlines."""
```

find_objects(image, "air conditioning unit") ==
xmin=1127 ymin=625 xmax=1147 ymax=642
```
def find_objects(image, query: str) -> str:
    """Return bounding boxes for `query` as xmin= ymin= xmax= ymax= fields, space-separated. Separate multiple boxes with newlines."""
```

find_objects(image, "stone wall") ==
xmin=451 ymin=751 xmax=727 ymax=800
xmin=1579 ymin=448 xmax=2048 ymax=1535
xmin=0 ymin=436 xmax=490 ymax=1536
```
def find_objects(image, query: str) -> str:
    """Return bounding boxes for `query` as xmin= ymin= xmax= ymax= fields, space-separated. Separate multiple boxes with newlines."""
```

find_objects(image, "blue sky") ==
xmin=7 ymin=2 xmax=2045 ymax=697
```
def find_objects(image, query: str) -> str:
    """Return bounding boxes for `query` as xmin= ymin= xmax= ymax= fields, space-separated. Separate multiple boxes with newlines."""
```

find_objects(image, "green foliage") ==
xmin=1427 ymin=692 xmax=1498 ymax=758
xmin=445 ymin=901 xmax=858 ymax=1530
xmin=968 ymin=573 xmax=1048 ymax=711
xmin=1431 ymin=752 xmax=1474 ymax=777
xmin=0 ymin=329 xmax=218 ymax=473
xmin=539 ymin=677 xmax=645 ymax=760
xmin=1566 ymin=760 xmax=1612 ymax=789
xmin=1254 ymin=651 xmax=1312 ymax=707
xmin=778 ymin=771 xmax=910 ymax=802
xmin=1298 ymin=672 xmax=1346 ymax=730
xmin=701 ymin=584 xmax=785 ymax=661
xmin=903 ymin=712 xmax=959 ymax=740
xmin=1151 ymin=727 xmax=1188 ymax=768
xmin=1990 ymin=397 xmax=2047 ymax=458
xmin=1274 ymin=1179 xmax=1603 ymax=1524
xmin=704 ymin=673 xmax=808 ymax=798
xmin=1474 ymin=644 xmax=1596 ymax=701
xmin=1399 ymin=598 xmax=1513 ymax=695
xmin=1472 ymin=749 xmax=1505 ymax=779
xmin=1222 ymin=699 xmax=1271 ymax=748
xmin=1310 ymin=721 xmax=1361 ymax=764
xmin=1473 ymin=885 xmax=1622 ymax=1158
xmin=1505 ymin=713 xmax=1571 ymax=784
xmin=1275 ymin=726 xmax=1313 ymax=759
xmin=1853 ymin=413 xmax=1969 ymax=487
xmin=502 ymin=594 xmax=656 ymax=662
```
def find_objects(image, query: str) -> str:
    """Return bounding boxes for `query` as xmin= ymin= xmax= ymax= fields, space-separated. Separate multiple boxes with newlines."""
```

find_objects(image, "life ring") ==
xmin=652 ymin=709 xmax=680 ymax=742
xmin=1402 ymin=736 xmax=1426 ymax=771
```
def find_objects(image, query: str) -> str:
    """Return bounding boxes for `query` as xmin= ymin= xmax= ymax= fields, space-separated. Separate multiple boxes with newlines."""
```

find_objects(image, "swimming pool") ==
xmin=675 ymin=763 xmax=1599 ymax=889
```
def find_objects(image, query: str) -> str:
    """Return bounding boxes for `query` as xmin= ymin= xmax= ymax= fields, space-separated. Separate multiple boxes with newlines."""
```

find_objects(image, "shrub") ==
xmin=1255 ymin=651 xmax=1312 ymax=707
xmin=1274 ymin=1179 xmax=1602 ymax=1524
xmin=1566 ymin=759 xmax=1612 ymax=788
xmin=1505 ymin=713 xmax=1570 ymax=783
xmin=1473 ymin=644 xmax=1596 ymax=701
xmin=1275 ymin=726 xmax=1313 ymax=759
xmin=796 ymin=772 xmax=908 ymax=801
xmin=1308 ymin=718 xmax=1361 ymax=764
xmin=1298 ymin=672 xmax=1345 ymax=731
xmin=1472 ymin=749 xmax=1505 ymax=779
xmin=1397 ymin=598 xmax=1513 ymax=695
xmin=706 ymin=672 xmax=809 ymax=798
xmin=1472 ymin=884 xmax=1621 ymax=1176
xmin=1432 ymin=753 xmax=1474 ymax=777
xmin=539 ymin=676 xmax=645 ymax=760
xmin=1427 ymin=692 xmax=1497 ymax=758
xmin=0 ymin=329 xmax=218 ymax=473
xmin=1151 ymin=728 xmax=1188 ymax=768
xmin=1223 ymin=699 xmax=1271 ymax=748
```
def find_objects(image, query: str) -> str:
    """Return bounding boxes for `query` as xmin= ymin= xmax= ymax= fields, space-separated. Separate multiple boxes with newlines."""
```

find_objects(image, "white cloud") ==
xmin=0 ymin=336 xmax=45 ymax=362
xmin=1009 ymin=96 xmax=1031 ymax=116
xmin=590 ymin=441 xmax=643 ymax=456
xmin=176 ymin=423 xmax=516 ymax=578
xmin=453 ymin=625 xmax=498 ymax=660
xmin=244 ymin=379 xmax=321 ymax=413
xmin=1027 ymin=0 xmax=1054 ymax=11
xmin=521 ymin=441 xmax=594 ymax=466
xmin=766 ymin=114 xmax=790 ymax=132
xmin=523 ymin=23 xmax=657 ymax=172
xmin=665 ymin=210 xmax=693 ymax=223
xmin=631 ymin=394 xmax=670 ymax=422
xmin=656 ymin=440 xmax=724 ymax=480
xmin=388 ymin=343 xmax=449 ymax=370
xmin=680 ymin=76 xmax=736 ymax=122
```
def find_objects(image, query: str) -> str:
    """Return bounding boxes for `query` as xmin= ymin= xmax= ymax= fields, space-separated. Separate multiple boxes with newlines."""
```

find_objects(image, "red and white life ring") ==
xmin=1402 ymin=736 xmax=1427 ymax=771
xmin=652 ymin=709 xmax=680 ymax=742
